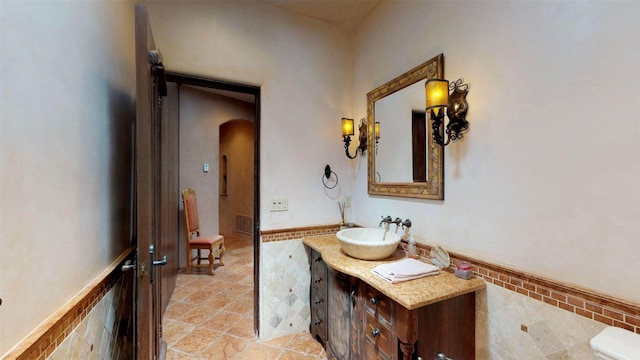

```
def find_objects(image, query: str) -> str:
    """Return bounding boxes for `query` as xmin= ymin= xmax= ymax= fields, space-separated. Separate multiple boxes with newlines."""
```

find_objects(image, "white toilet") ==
xmin=590 ymin=326 xmax=640 ymax=360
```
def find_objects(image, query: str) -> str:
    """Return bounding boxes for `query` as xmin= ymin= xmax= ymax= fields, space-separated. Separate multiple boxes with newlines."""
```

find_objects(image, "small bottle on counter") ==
xmin=407 ymin=236 xmax=417 ymax=258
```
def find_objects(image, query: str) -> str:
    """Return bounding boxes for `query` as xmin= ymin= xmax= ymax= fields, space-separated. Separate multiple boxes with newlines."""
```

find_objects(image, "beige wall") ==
xmin=351 ymin=1 xmax=640 ymax=303
xmin=0 ymin=1 xmax=136 ymax=355
xmin=219 ymin=120 xmax=255 ymax=240
xmin=178 ymin=86 xmax=254 ymax=267
xmin=142 ymin=1 xmax=355 ymax=231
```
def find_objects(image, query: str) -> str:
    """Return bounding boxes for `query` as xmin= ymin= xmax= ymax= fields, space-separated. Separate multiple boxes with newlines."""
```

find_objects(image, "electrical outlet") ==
xmin=344 ymin=195 xmax=352 ymax=207
xmin=270 ymin=197 xmax=288 ymax=212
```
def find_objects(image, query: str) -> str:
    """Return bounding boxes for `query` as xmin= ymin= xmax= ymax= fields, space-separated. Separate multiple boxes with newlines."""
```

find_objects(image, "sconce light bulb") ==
xmin=425 ymin=79 xmax=450 ymax=111
xmin=342 ymin=117 xmax=354 ymax=137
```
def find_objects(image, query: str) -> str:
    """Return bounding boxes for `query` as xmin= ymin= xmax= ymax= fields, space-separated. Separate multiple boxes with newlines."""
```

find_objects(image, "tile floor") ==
xmin=163 ymin=236 xmax=327 ymax=359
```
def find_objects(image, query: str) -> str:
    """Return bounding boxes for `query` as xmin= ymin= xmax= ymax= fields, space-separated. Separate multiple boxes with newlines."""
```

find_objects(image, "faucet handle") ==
xmin=379 ymin=215 xmax=392 ymax=226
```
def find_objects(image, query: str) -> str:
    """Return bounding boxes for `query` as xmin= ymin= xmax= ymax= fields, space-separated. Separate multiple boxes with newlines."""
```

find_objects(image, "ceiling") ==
xmin=261 ymin=0 xmax=382 ymax=30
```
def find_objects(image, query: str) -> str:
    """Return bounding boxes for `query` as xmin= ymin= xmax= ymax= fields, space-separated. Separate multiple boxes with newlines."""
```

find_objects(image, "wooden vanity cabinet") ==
xmin=307 ymin=243 xmax=478 ymax=360
xmin=305 ymin=237 xmax=484 ymax=360
xmin=309 ymin=249 xmax=327 ymax=346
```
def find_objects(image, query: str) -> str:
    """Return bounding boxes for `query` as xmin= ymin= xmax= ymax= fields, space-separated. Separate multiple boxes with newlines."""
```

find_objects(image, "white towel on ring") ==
xmin=371 ymin=258 xmax=439 ymax=283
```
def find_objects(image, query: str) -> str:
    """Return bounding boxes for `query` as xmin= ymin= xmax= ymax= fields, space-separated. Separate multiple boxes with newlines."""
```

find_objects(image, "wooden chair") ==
xmin=181 ymin=187 xmax=225 ymax=275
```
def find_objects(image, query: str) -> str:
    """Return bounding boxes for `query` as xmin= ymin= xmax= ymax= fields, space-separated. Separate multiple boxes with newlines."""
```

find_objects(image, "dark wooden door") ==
xmin=412 ymin=111 xmax=427 ymax=183
xmin=134 ymin=5 xmax=179 ymax=359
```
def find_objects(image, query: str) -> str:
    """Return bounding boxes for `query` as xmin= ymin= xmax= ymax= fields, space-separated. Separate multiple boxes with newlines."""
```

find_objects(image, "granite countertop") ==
xmin=303 ymin=234 xmax=486 ymax=310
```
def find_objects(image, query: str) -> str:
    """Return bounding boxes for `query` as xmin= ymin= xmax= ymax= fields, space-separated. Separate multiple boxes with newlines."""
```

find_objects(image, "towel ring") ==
xmin=322 ymin=164 xmax=338 ymax=189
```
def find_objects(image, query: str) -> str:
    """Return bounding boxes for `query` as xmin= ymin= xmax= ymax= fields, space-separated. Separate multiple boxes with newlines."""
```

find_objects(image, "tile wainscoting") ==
xmin=400 ymin=241 xmax=640 ymax=335
xmin=259 ymin=225 xmax=340 ymax=340
xmin=4 ymin=248 xmax=135 ymax=360
xmin=262 ymin=225 xmax=639 ymax=358
xmin=398 ymin=240 xmax=640 ymax=358
xmin=476 ymin=283 xmax=606 ymax=358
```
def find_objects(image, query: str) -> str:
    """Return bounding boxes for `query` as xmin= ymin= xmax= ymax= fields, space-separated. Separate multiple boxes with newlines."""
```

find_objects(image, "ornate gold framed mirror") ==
xmin=367 ymin=53 xmax=444 ymax=200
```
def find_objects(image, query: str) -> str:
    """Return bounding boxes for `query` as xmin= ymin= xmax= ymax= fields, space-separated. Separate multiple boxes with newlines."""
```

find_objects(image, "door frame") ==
xmin=165 ymin=72 xmax=262 ymax=335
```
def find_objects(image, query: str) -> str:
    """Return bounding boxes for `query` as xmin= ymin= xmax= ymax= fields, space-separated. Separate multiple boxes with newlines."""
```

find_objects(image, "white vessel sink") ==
xmin=336 ymin=228 xmax=401 ymax=260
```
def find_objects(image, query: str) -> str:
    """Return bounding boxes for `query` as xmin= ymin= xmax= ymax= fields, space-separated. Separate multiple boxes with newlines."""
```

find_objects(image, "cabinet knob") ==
xmin=314 ymin=256 xmax=322 ymax=262
xmin=314 ymin=298 xmax=323 ymax=304
xmin=371 ymin=328 xmax=381 ymax=337
xmin=313 ymin=277 xmax=322 ymax=283
xmin=314 ymin=319 xmax=322 ymax=325
xmin=370 ymin=297 xmax=380 ymax=305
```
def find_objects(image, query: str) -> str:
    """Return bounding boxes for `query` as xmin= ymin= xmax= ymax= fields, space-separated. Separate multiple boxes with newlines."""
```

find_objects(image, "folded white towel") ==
xmin=371 ymin=258 xmax=439 ymax=283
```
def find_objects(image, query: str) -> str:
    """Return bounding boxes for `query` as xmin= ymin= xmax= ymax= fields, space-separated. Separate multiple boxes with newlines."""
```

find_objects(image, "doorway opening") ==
xmin=219 ymin=119 xmax=255 ymax=246
xmin=166 ymin=72 xmax=261 ymax=335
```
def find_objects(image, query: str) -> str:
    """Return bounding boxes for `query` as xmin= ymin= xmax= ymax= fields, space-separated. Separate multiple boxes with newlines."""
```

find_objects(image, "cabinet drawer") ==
xmin=364 ymin=339 xmax=391 ymax=360
xmin=311 ymin=270 xmax=326 ymax=287
xmin=311 ymin=313 xmax=327 ymax=341
xmin=364 ymin=311 xmax=392 ymax=359
xmin=363 ymin=285 xmax=392 ymax=324
xmin=311 ymin=293 xmax=326 ymax=318
xmin=311 ymin=252 xmax=326 ymax=273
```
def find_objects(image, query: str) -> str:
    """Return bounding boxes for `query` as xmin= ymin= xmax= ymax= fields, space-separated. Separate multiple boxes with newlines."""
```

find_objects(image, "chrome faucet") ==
xmin=379 ymin=215 xmax=393 ymax=241
xmin=380 ymin=216 xmax=408 ymax=233
xmin=391 ymin=217 xmax=403 ymax=232
xmin=379 ymin=215 xmax=393 ymax=227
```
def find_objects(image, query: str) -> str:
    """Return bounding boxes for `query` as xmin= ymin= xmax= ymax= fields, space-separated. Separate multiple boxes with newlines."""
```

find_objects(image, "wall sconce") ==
xmin=342 ymin=117 xmax=367 ymax=159
xmin=425 ymin=78 xmax=470 ymax=146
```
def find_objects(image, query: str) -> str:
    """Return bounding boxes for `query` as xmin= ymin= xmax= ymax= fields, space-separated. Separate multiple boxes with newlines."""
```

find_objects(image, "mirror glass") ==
xmin=374 ymin=81 xmax=424 ymax=182
xmin=367 ymin=54 xmax=444 ymax=200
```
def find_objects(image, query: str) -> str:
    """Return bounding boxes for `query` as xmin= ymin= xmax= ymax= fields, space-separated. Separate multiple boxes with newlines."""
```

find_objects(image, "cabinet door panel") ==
xmin=327 ymin=268 xmax=351 ymax=359
xmin=416 ymin=292 xmax=475 ymax=360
